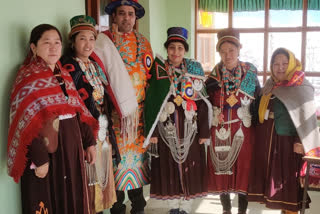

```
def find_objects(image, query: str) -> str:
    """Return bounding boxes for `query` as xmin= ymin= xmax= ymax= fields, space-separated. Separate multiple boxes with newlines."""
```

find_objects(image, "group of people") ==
xmin=6 ymin=0 xmax=320 ymax=214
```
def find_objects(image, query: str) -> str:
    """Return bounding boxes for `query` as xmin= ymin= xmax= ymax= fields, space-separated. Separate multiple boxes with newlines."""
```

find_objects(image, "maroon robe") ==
xmin=247 ymin=98 xmax=311 ymax=211
xmin=150 ymin=97 xmax=210 ymax=199
xmin=207 ymin=91 xmax=254 ymax=193
xmin=21 ymin=116 xmax=95 ymax=214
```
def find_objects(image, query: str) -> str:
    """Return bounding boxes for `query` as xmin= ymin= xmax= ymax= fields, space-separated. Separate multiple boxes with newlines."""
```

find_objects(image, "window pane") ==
xmin=268 ymin=33 xmax=301 ymax=71
xmin=308 ymin=10 xmax=320 ymax=27
xmin=100 ymin=0 xmax=110 ymax=27
xmin=233 ymin=11 xmax=265 ymax=28
xmin=306 ymin=77 xmax=320 ymax=116
xmin=197 ymin=11 xmax=228 ymax=29
xmin=257 ymin=75 xmax=265 ymax=87
xmin=269 ymin=10 xmax=302 ymax=27
xmin=239 ymin=33 xmax=264 ymax=72
xmin=196 ymin=33 xmax=218 ymax=73
xmin=306 ymin=32 xmax=320 ymax=72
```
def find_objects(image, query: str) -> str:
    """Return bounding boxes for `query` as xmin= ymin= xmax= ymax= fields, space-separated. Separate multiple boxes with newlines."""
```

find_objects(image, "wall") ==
xmin=0 ymin=1 xmax=85 ymax=213
xmin=142 ymin=0 xmax=195 ymax=58
xmin=165 ymin=0 xmax=195 ymax=58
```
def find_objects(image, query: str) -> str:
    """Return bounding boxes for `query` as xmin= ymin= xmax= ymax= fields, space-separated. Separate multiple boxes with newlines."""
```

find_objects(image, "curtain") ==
xmin=199 ymin=0 xmax=320 ymax=12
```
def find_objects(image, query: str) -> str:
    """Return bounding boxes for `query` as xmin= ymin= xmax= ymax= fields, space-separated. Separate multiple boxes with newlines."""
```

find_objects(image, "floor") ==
xmin=123 ymin=185 xmax=320 ymax=214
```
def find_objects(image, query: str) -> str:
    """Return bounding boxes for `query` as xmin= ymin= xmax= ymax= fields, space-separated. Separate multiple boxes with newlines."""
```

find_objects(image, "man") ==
xmin=92 ymin=1 xmax=153 ymax=214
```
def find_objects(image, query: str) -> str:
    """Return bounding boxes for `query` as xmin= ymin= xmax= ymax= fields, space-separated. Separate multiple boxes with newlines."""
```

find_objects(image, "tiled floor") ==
xmin=123 ymin=185 xmax=320 ymax=214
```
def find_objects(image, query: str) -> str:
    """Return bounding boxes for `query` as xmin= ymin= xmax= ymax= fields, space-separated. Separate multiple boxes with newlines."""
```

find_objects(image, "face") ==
xmin=113 ymin=6 xmax=136 ymax=33
xmin=272 ymin=53 xmax=289 ymax=81
xmin=30 ymin=30 xmax=62 ymax=70
xmin=74 ymin=30 xmax=96 ymax=62
xmin=219 ymin=42 xmax=240 ymax=70
xmin=167 ymin=42 xmax=186 ymax=67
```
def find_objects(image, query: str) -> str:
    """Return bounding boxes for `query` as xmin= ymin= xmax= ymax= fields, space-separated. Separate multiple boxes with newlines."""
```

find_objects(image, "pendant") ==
xmin=165 ymin=102 xmax=175 ymax=114
xmin=237 ymin=107 xmax=244 ymax=119
xmin=242 ymin=116 xmax=252 ymax=128
xmin=226 ymin=93 xmax=238 ymax=107
xmin=193 ymin=79 xmax=203 ymax=91
xmin=215 ymin=127 xmax=230 ymax=140
xmin=218 ymin=112 xmax=224 ymax=124
xmin=159 ymin=112 xmax=168 ymax=122
xmin=174 ymin=95 xmax=184 ymax=106
xmin=184 ymin=109 xmax=195 ymax=121
xmin=93 ymin=88 xmax=103 ymax=102
xmin=212 ymin=106 xmax=221 ymax=127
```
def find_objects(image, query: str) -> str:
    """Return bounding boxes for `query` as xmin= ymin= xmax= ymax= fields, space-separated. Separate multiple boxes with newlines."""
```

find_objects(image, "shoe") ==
xmin=169 ymin=208 xmax=180 ymax=214
xmin=135 ymin=211 xmax=145 ymax=214
xmin=179 ymin=210 xmax=188 ymax=214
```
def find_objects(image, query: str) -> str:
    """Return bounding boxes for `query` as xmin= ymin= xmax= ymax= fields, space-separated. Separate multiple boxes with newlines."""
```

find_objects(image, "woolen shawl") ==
xmin=8 ymin=55 xmax=98 ymax=182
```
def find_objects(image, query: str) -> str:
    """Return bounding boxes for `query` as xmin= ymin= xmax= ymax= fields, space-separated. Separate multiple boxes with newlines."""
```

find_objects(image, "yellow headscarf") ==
xmin=271 ymin=48 xmax=302 ymax=83
xmin=258 ymin=48 xmax=302 ymax=123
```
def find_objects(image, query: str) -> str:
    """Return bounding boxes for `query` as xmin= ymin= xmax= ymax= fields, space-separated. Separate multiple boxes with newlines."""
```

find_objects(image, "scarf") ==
xmin=92 ymin=32 xmax=138 ymax=118
xmin=8 ymin=55 xmax=98 ymax=182
xmin=259 ymin=48 xmax=304 ymax=123
xmin=258 ymin=48 xmax=320 ymax=157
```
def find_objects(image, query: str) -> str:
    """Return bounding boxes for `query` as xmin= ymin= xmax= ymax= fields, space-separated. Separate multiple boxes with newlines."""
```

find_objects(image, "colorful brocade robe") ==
xmin=105 ymin=30 xmax=153 ymax=191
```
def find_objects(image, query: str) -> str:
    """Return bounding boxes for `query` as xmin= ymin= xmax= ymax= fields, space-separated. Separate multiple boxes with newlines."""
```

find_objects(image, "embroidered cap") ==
xmin=105 ymin=0 xmax=145 ymax=19
xmin=68 ymin=15 xmax=97 ymax=39
xmin=216 ymin=28 xmax=241 ymax=51
xmin=164 ymin=27 xmax=189 ymax=51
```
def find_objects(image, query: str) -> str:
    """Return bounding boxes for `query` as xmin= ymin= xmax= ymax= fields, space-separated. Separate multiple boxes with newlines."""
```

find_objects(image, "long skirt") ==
xmin=248 ymin=119 xmax=310 ymax=211
xmin=21 ymin=117 xmax=90 ymax=214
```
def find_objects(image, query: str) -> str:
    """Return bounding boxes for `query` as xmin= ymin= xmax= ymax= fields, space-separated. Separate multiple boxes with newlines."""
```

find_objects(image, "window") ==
xmin=195 ymin=0 xmax=320 ymax=114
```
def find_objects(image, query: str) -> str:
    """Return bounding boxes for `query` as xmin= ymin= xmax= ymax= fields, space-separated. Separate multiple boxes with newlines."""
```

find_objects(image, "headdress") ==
xmin=68 ymin=15 xmax=97 ymax=39
xmin=164 ymin=27 xmax=189 ymax=51
xmin=105 ymin=0 xmax=145 ymax=19
xmin=216 ymin=28 xmax=241 ymax=51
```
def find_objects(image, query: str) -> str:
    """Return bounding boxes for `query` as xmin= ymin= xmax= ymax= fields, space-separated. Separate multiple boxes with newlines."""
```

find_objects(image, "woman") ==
xmin=144 ymin=27 xmax=211 ymax=214
xmin=7 ymin=24 xmax=98 ymax=214
xmin=61 ymin=15 xmax=117 ymax=213
xmin=205 ymin=29 xmax=260 ymax=214
xmin=247 ymin=48 xmax=320 ymax=213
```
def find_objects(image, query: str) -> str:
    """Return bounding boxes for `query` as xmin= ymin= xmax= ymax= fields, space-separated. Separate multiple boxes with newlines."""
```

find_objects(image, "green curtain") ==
xmin=270 ymin=0 xmax=302 ymax=10
xmin=199 ymin=0 xmax=229 ymax=12
xmin=308 ymin=0 xmax=320 ymax=10
xmin=234 ymin=0 xmax=265 ymax=11
xmin=198 ymin=0 xmax=320 ymax=12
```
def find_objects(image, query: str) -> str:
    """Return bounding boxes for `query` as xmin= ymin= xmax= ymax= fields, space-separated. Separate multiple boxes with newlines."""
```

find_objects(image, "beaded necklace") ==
xmin=166 ymin=59 xmax=188 ymax=97
xmin=75 ymin=57 xmax=104 ymax=105
xmin=112 ymin=30 xmax=143 ymax=66
xmin=219 ymin=63 xmax=242 ymax=122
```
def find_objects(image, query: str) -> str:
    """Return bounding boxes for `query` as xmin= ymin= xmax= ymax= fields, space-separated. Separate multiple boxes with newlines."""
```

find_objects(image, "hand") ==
xmin=199 ymin=138 xmax=209 ymax=145
xmin=293 ymin=143 xmax=304 ymax=155
xmin=150 ymin=137 xmax=158 ymax=144
xmin=86 ymin=145 xmax=96 ymax=165
xmin=35 ymin=162 xmax=49 ymax=178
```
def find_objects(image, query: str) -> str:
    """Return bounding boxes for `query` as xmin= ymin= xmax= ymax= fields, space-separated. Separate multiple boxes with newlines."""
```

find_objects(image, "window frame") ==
xmin=195 ymin=0 xmax=320 ymax=83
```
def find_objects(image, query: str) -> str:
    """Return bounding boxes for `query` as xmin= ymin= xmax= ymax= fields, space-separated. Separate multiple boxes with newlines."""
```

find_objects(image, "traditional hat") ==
xmin=68 ymin=15 xmax=97 ymax=39
xmin=105 ymin=0 xmax=145 ymax=19
xmin=216 ymin=28 xmax=241 ymax=51
xmin=164 ymin=27 xmax=189 ymax=51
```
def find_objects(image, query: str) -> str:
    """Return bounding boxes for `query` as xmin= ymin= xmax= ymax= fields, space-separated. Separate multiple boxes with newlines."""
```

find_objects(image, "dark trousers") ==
xmin=220 ymin=193 xmax=248 ymax=213
xmin=110 ymin=187 xmax=146 ymax=214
